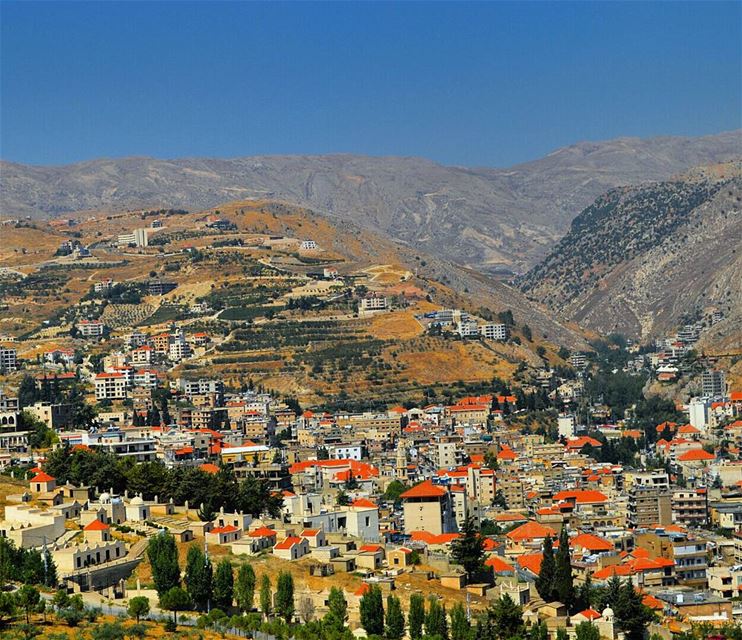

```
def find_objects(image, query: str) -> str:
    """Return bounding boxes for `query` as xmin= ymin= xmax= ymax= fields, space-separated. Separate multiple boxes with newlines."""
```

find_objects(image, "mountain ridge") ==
xmin=2 ymin=130 xmax=740 ymax=273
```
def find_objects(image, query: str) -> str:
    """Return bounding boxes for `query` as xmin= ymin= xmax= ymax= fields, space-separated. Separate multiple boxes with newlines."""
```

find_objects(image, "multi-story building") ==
xmin=117 ymin=228 xmax=148 ymax=247
xmin=0 ymin=347 xmax=18 ymax=373
xmin=671 ymin=489 xmax=708 ymax=528
xmin=479 ymin=324 xmax=508 ymax=341
xmin=635 ymin=530 xmax=709 ymax=587
xmin=359 ymin=295 xmax=388 ymax=313
xmin=95 ymin=373 xmax=128 ymax=401
xmin=702 ymin=369 xmax=726 ymax=397
xmin=628 ymin=472 xmax=671 ymax=528
xmin=78 ymin=320 xmax=105 ymax=338
xmin=400 ymin=479 xmax=457 ymax=535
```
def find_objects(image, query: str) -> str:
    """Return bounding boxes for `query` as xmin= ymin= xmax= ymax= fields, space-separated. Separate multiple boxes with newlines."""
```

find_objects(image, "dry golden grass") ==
xmin=366 ymin=310 xmax=424 ymax=340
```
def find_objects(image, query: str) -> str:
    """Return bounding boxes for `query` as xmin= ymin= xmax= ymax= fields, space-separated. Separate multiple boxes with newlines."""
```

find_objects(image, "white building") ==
xmin=558 ymin=413 xmax=577 ymax=439
xmin=168 ymin=331 xmax=191 ymax=362
xmin=457 ymin=320 xmax=480 ymax=338
xmin=330 ymin=444 xmax=363 ymax=461
xmin=117 ymin=228 xmax=149 ymax=248
xmin=479 ymin=324 xmax=508 ymax=341
xmin=78 ymin=320 xmax=104 ymax=337
xmin=299 ymin=240 xmax=318 ymax=250
xmin=95 ymin=373 xmax=128 ymax=401
xmin=359 ymin=296 xmax=388 ymax=314
xmin=130 ymin=345 xmax=153 ymax=365
xmin=0 ymin=347 xmax=17 ymax=373
xmin=688 ymin=398 xmax=711 ymax=430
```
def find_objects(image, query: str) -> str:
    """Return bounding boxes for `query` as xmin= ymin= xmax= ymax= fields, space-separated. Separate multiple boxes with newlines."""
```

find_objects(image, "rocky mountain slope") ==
xmin=518 ymin=163 xmax=742 ymax=341
xmin=2 ymin=131 xmax=740 ymax=273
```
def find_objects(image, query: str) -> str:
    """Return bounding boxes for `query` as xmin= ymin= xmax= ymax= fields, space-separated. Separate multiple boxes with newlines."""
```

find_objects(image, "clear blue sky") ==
xmin=1 ymin=1 xmax=740 ymax=167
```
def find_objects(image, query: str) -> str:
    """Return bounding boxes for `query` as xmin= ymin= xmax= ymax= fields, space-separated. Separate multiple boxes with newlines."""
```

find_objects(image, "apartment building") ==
xmin=628 ymin=472 xmax=672 ymax=528
xmin=400 ymin=479 xmax=457 ymax=535
xmin=0 ymin=347 xmax=17 ymax=373
xmin=671 ymin=489 xmax=708 ymax=527
xmin=78 ymin=320 xmax=105 ymax=337
xmin=95 ymin=373 xmax=128 ymax=401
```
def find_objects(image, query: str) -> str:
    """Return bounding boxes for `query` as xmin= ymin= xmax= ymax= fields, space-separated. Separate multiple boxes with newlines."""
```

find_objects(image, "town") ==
xmin=0 ymin=219 xmax=741 ymax=639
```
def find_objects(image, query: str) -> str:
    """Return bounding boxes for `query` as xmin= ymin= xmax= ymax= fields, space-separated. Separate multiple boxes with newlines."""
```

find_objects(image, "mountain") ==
xmin=518 ymin=162 xmax=742 ymax=341
xmin=2 ymin=131 xmax=740 ymax=273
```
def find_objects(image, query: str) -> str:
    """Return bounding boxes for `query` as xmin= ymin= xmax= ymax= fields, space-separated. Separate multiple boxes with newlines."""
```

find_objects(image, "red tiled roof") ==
xmin=552 ymin=490 xmax=608 ymax=504
xmin=577 ymin=609 xmax=602 ymax=621
xmin=409 ymin=531 xmax=460 ymax=545
xmin=485 ymin=555 xmax=514 ymax=573
xmin=351 ymin=498 xmax=377 ymax=509
xmin=249 ymin=527 xmax=277 ymax=538
xmin=211 ymin=525 xmax=239 ymax=535
xmin=506 ymin=521 xmax=556 ymax=542
xmin=592 ymin=565 xmax=633 ymax=580
xmin=677 ymin=448 xmax=714 ymax=461
xmin=571 ymin=533 xmax=613 ymax=552
xmin=84 ymin=519 xmax=109 ymax=531
xmin=30 ymin=472 xmax=55 ymax=483
xmin=517 ymin=553 xmax=543 ymax=575
xmin=274 ymin=536 xmax=303 ymax=550
xmin=199 ymin=463 xmax=220 ymax=475
xmin=400 ymin=480 xmax=447 ymax=499
xmin=301 ymin=529 xmax=320 ymax=537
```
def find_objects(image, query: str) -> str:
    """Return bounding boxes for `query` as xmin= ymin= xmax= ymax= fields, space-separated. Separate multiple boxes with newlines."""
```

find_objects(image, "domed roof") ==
xmin=602 ymin=607 xmax=614 ymax=617
xmin=99 ymin=492 xmax=111 ymax=503
xmin=130 ymin=495 xmax=144 ymax=505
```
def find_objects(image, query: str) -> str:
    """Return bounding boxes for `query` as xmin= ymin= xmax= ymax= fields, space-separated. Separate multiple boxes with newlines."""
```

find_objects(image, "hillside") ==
xmin=0 ymin=200 xmax=587 ymax=407
xmin=2 ymin=131 xmax=740 ymax=273
xmin=518 ymin=164 xmax=742 ymax=342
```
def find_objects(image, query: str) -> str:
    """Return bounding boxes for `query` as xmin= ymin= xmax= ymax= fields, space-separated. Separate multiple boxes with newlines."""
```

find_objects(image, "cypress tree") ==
xmin=260 ymin=574 xmax=272 ymax=618
xmin=408 ymin=593 xmax=426 ymax=640
xmin=450 ymin=602 xmax=471 ymax=640
xmin=450 ymin=516 xmax=486 ymax=583
xmin=325 ymin=586 xmax=348 ymax=631
xmin=147 ymin=532 xmax=180 ymax=596
xmin=235 ymin=564 xmax=256 ymax=613
xmin=535 ymin=534 xmax=555 ymax=602
xmin=425 ymin=596 xmax=448 ymax=640
xmin=554 ymin=527 xmax=574 ymax=610
xmin=385 ymin=594 xmax=405 ymax=640
xmin=212 ymin=559 xmax=234 ymax=610
xmin=359 ymin=585 xmax=384 ymax=636
xmin=184 ymin=545 xmax=212 ymax=611
xmin=275 ymin=571 xmax=295 ymax=622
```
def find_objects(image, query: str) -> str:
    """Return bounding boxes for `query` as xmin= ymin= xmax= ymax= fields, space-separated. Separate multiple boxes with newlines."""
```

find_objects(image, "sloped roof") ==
xmin=552 ymin=490 xmax=608 ymax=504
xmin=517 ymin=553 xmax=543 ymax=575
xmin=400 ymin=480 xmax=447 ymax=499
xmin=571 ymin=533 xmax=613 ymax=552
xmin=84 ymin=519 xmax=110 ymax=531
xmin=30 ymin=472 xmax=55 ymax=483
xmin=506 ymin=521 xmax=556 ymax=542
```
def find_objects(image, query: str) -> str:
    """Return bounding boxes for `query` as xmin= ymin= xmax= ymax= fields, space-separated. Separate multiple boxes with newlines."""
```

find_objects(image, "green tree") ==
xmin=324 ymin=586 xmax=348 ymax=631
xmin=450 ymin=517 xmax=486 ymax=583
xmin=184 ymin=545 xmax=213 ymax=611
xmin=409 ymin=593 xmax=425 ymax=640
xmin=554 ymin=527 xmax=574 ymax=610
xmin=425 ymin=596 xmax=448 ymax=640
xmin=385 ymin=594 xmax=405 ymax=640
xmin=146 ymin=532 xmax=180 ymax=596
xmin=480 ymin=594 xmax=523 ymax=640
xmin=159 ymin=587 xmax=191 ymax=626
xmin=237 ymin=475 xmax=283 ymax=517
xmin=384 ymin=480 xmax=407 ymax=505
xmin=535 ymin=534 xmax=556 ymax=602
xmin=275 ymin=571 xmax=295 ymax=622
xmin=17 ymin=585 xmax=40 ymax=624
xmin=234 ymin=563 xmax=256 ymax=613
xmin=575 ymin=622 xmax=601 ymax=640
xmin=529 ymin=621 xmax=548 ymax=640
xmin=0 ymin=591 xmax=16 ymax=628
xmin=127 ymin=596 xmax=150 ymax=624
xmin=577 ymin=573 xmax=594 ymax=611
xmin=360 ymin=585 xmax=384 ymax=636
xmin=450 ymin=602 xmax=472 ymax=640
xmin=213 ymin=559 xmax=234 ymax=610
xmin=615 ymin=579 xmax=655 ymax=640
xmin=260 ymin=574 xmax=272 ymax=619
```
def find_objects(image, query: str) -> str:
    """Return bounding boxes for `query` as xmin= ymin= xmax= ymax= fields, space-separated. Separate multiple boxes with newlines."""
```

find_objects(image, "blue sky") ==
xmin=1 ymin=1 xmax=740 ymax=167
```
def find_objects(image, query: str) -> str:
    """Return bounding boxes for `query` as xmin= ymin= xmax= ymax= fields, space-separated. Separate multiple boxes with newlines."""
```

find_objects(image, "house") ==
xmin=388 ymin=547 xmax=414 ymax=568
xmin=207 ymin=525 xmax=243 ymax=545
xmin=273 ymin=536 xmax=310 ymax=560
xmin=300 ymin=528 xmax=327 ymax=548
xmin=400 ymin=480 xmax=456 ymax=535
xmin=29 ymin=472 xmax=56 ymax=494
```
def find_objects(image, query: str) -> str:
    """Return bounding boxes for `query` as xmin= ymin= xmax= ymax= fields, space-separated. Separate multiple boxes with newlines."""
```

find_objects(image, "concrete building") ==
xmin=117 ymin=228 xmax=148 ymax=247
xmin=702 ymin=369 xmax=726 ymax=397
xmin=671 ymin=489 xmax=708 ymax=528
xmin=479 ymin=324 xmax=508 ymax=341
xmin=0 ymin=347 xmax=17 ymax=373
xmin=78 ymin=320 xmax=105 ymax=338
xmin=400 ymin=480 xmax=456 ymax=535
xmin=628 ymin=472 xmax=672 ymax=528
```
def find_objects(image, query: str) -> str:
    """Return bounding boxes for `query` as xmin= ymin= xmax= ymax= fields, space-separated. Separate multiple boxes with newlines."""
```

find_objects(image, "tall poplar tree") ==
xmin=147 ymin=532 xmax=180 ymax=596
xmin=359 ymin=585 xmax=384 ymax=636
xmin=275 ymin=571 xmax=295 ymax=622
xmin=385 ymin=594 xmax=405 ymax=640
xmin=235 ymin=564 xmax=256 ymax=613
xmin=554 ymin=527 xmax=574 ymax=610
xmin=184 ymin=545 xmax=213 ymax=611
xmin=535 ymin=534 xmax=555 ymax=602
xmin=408 ymin=593 xmax=426 ymax=640
xmin=212 ymin=559 xmax=234 ymax=610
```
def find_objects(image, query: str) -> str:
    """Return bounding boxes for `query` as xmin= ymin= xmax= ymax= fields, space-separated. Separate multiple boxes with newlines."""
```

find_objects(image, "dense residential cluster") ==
xmin=1 ymin=317 xmax=742 ymax=640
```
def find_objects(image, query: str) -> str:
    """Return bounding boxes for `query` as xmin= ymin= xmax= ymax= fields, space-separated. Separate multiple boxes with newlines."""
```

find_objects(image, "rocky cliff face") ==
xmin=518 ymin=164 xmax=742 ymax=341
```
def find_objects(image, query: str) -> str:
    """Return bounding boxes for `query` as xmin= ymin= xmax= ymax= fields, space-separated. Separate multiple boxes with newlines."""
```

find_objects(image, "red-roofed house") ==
xmin=505 ymin=521 xmax=556 ymax=552
xmin=273 ymin=536 xmax=310 ymax=560
xmin=29 ymin=472 xmax=56 ymax=493
xmin=301 ymin=528 xmax=327 ymax=548
xmin=207 ymin=524 xmax=243 ymax=545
